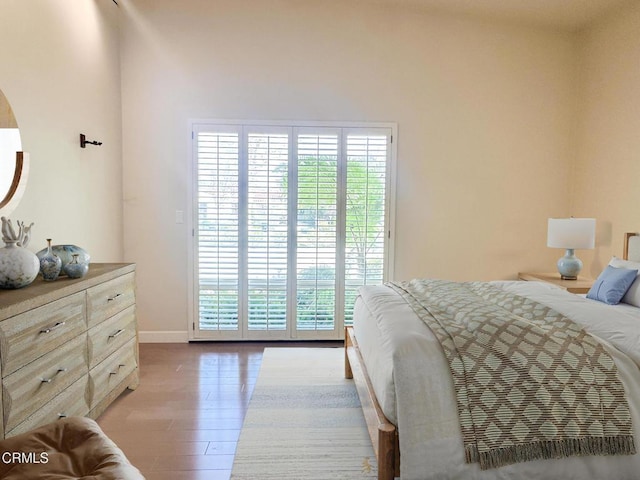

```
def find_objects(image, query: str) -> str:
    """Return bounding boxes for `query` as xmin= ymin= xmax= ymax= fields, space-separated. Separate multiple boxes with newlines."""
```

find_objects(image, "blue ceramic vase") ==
xmin=63 ymin=254 xmax=89 ymax=279
xmin=39 ymin=238 xmax=62 ymax=281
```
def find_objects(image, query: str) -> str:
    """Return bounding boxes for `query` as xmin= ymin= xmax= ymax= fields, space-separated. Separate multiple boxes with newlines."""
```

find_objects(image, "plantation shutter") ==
xmin=246 ymin=132 xmax=289 ymax=331
xmin=192 ymin=122 xmax=393 ymax=340
xmin=344 ymin=134 xmax=388 ymax=325
xmin=295 ymin=133 xmax=339 ymax=331
xmin=196 ymin=130 xmax=240 ymax=331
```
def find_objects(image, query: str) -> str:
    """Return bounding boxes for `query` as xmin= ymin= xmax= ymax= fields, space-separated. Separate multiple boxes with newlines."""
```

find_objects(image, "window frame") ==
xmin=187 ymin=119 xmax=397 ymax=341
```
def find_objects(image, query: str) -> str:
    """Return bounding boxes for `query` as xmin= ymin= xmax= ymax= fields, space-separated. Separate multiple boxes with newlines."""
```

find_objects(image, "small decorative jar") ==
xmin=39 ymin=238 xmax=62 ymax=281
xmin=63 ymin=254 xmax=89 ymax=279
xmin=0 ymin=217 xmax=39 ymax=289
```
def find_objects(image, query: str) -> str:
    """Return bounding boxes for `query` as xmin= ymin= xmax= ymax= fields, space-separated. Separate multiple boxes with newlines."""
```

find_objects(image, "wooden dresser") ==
xmin=0 ymin=263 xmax=139 ymax=438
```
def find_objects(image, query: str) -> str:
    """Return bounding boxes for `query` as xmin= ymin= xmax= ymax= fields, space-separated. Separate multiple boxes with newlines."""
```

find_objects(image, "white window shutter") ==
xmin=197 ymin=131 xmax=240 ymax=331
xmin=193 ymin=122 xmax=393 ymax=339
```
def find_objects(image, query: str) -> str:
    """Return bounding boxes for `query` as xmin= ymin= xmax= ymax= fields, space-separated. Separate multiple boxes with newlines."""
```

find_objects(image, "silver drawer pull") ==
xmin=108 ymin=329 xmax=125 ymax=339
xmin=57 ymin=413 xmax=67 ymax=419
xmin=107 ymin=293 xmax=122 ymax=302
xmin=40 ymin=368 xmax=68 ymax=384
xmin=40 ymin=321 xmax=66 ymax=334
xmin=109 ymin=363 xmax=126 ymax=375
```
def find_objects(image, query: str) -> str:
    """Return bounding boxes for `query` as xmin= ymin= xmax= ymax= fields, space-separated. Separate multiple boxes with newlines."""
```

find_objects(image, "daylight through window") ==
xmin=192 ymin=122 xmax=394 ymax=340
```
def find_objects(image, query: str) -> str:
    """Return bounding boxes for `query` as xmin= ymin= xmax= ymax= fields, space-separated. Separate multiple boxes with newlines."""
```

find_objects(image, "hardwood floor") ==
xmin=97 ymin=342 xmax=341 ymax=480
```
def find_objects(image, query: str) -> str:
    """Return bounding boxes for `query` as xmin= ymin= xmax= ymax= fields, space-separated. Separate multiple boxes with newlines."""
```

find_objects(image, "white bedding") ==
xmin=353 ymin=280 xmax=640 ymax=480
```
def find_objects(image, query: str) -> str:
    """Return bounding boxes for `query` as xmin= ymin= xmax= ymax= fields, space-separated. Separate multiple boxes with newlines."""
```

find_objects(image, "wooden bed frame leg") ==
xmin=378 ymin=424 xmax=397 ymax=480
xmin=346 ymin=326 xmax=399 ymax=479
xmin=344 ymin=326 xmax=353 ymax=379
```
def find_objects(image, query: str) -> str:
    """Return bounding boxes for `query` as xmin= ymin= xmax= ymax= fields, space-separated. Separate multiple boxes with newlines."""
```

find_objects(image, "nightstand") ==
xmin=517 ymin=272 xmax=594 ymax=294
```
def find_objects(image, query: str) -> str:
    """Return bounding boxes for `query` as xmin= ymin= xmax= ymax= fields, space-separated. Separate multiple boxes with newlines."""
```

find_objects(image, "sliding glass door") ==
xmin=191 ymin=122 xmax=394 ymax=340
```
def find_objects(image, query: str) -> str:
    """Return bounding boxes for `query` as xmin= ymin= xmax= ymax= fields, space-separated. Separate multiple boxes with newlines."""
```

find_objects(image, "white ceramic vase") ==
xmin=0 ymin=217 xmax=39 ymax=289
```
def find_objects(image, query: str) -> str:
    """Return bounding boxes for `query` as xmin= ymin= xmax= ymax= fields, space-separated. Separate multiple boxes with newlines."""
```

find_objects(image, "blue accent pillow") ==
xmin=586 ymin=265 xmax=638 ymax=305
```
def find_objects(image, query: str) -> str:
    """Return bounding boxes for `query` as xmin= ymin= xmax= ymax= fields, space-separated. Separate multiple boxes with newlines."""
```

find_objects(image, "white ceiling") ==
xmin=365 ymin=0 xmax=634 ymax=30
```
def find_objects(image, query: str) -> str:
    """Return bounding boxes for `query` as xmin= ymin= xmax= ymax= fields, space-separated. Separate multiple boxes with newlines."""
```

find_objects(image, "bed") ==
xmin=345 ymin=232 xmax=640 ymax=480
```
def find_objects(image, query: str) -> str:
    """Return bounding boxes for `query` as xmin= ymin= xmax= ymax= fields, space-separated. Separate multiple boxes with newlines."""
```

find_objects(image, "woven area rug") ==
xmin=231 ymin=347 xmax=378 ymax=479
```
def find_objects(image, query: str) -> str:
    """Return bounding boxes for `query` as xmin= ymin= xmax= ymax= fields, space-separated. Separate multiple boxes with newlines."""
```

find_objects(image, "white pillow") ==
xmin=609 ymin=256 xmax=640 ymax=307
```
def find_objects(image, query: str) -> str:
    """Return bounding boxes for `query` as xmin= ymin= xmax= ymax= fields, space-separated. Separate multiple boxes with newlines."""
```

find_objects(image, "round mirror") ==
xmin=0 ymin=88 xmax=26 ymax=217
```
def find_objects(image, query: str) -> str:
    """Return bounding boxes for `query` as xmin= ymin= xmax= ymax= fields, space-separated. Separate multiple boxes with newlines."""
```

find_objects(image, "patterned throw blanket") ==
xmin=388 ymin=279 xmax=636 ymax=470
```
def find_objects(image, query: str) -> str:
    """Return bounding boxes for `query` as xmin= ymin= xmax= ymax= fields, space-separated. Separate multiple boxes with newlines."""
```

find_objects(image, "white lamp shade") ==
xmin=547 ymin=218 xmax=596 ymax=249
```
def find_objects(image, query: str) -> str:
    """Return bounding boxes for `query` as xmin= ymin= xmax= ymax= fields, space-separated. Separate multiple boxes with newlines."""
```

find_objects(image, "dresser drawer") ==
xmin=0 ymin=292 xmax=86 ymax=377
xmin=86 ymin=273 xmax=135 ymax=328
xmin=88 ymin=305 xmax=136 ymax=369
xmin=89 ymin=338 xmax=137 ymax=408
xmin=2 ymin=334 xmax=88 ymax=432
xmin=5 ymin=375 xmax=89 ymax=438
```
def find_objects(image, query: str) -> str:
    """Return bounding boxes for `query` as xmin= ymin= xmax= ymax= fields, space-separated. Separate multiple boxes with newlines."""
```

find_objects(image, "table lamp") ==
xmin=547 ymin=218 xmax=595 ymax=280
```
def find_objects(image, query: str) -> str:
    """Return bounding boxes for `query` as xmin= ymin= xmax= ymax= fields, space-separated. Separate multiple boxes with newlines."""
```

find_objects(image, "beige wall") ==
xmin=573 ymin=2 xmax=640 ymax=277
xmin=0 ymin=1 xmax=634 ymax=340
xmin=0 ymin=0 xmax=123 ymax=261
xmin=120 ymin=0 xmax=576 ymax=339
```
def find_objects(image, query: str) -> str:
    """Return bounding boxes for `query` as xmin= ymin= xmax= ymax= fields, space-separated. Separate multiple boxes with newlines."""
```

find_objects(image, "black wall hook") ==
xmin=80 ymin=134 xmax=102 ymax=148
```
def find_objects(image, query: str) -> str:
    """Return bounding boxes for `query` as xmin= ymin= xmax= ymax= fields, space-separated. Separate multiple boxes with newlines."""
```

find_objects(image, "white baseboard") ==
xmin=139 ymin=330 xmax=189 ymax=343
